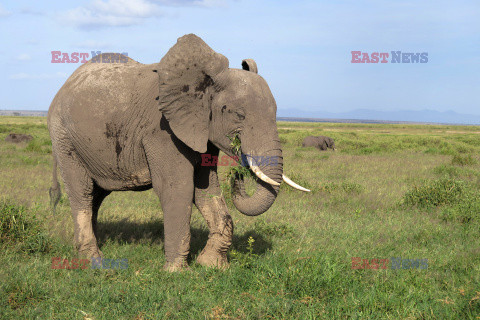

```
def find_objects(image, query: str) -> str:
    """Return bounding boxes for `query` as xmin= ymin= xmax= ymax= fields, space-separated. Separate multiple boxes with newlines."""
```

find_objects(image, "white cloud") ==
xmin=56 ymin=0 xmax=227 ymax=29
xmin=0 ymin=4 xmax=11 ymax=17
xmin=154 ymin=0 xmax=226 ymax=7
xmin=193 ymin=0 xmax=226 ymax=7
xmin=9 ymin=72 xmax=69 ymax=80
xmin=16 ymin=54 xmax=31 ymax=61
xmin=91 ymin=0 xmax=161 ymax=16
xmin=20 ymin=7 xmax=45 ymax=15
xmin=57 ymin=0 xmax=163 ymax=29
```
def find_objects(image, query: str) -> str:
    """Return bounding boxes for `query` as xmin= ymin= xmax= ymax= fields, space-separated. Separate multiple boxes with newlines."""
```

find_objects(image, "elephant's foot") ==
xmin=77 ymin=242 xmax=103 ymax=259
xmin=163 ymin=258 xmax=190 ymax=272
xmin=197 ymin=244 xmax=229 ymax=269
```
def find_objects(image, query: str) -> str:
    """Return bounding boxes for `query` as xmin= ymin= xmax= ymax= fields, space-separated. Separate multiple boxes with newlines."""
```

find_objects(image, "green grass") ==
xmin=402 ymin=178 xmax=469 ymax=209
xmin=0 ymin=201 xmax=55 ymax=254
xmin=452 ymin=154 xmax=478 ymax=166
xmin=1 ymin=117 xmax=480 ymax=318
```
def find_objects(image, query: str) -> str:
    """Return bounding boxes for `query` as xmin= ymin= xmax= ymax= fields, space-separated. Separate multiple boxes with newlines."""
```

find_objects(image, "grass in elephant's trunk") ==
xmin=227 ymin=166 xmax=256 ymax=196
xmin=226 ymin=133 xmax=257 ymax=197
xmin=225 ymin=133 xmax=283 ymax=216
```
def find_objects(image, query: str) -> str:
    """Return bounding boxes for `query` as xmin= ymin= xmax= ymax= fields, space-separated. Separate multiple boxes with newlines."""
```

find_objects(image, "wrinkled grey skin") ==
xmin=48 ymin=34 xmax=283 ymax=271
xmin=302 ymin=136 xmax=336 ymax=151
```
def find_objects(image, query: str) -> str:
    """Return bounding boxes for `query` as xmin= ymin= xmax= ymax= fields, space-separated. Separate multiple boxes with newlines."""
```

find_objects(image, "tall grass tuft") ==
xmin=25 ymin=138 xmax=52 ymax=154
xmin=451 ymin=154 xmax=478 ymax=166
xmin=0 ymin=200 xmax=53 ymax=253
xmin=440 ymin=194 xmax=480 ymax=223
xmin=402 ymin=178 xmax=480 ymax=224
xmin=402 ymin=178 xmax=466 ymax=209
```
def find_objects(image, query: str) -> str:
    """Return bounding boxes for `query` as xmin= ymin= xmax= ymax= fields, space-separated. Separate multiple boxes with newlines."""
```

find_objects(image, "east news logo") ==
xmin=351 ymin=51 xmax=428 ymax=63
xmin=51 ymin=51 xmax=128 ymax=63
xmin=51 ymin=257 xmax=128 ymax=270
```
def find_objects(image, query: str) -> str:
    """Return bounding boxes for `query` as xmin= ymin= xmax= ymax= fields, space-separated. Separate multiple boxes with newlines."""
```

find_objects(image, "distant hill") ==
xmin=277 ymin=108 xmax=480 ymax=125
xmin=0 ymin=110 xmax=48 ymax=117
xmin=2 ymin=109 xmax=480 ymax=125
xmin=276 ymin=117 xmax=428 ymax=125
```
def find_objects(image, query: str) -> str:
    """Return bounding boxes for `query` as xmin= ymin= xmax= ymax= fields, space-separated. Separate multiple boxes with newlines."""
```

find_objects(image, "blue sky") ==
xmin=0 ymin=0 xmax=479 ymax=116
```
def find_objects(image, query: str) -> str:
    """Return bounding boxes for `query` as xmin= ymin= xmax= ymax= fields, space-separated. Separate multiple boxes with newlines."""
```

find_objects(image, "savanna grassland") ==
xmin=1 ymin=116 xmax=480 ymax=319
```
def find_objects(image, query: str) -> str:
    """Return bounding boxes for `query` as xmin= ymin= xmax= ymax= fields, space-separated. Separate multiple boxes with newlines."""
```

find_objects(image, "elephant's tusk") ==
xmin=247 ymin=156 xmax=281 ymax=186
xmin=282 ymin=174 xmax=311 ymax=192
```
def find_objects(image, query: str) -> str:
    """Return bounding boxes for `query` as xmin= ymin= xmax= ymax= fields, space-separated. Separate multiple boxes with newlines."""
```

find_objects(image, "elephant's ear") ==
xmin=156 ymin=34 xmax=229 ymax=153
xmin=241 ymin=59 xmax=258 ymax=73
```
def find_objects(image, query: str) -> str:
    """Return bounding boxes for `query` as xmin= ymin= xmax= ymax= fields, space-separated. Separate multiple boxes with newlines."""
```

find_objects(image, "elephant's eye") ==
xmin=221 ymin=104 xmax=245 ymax=120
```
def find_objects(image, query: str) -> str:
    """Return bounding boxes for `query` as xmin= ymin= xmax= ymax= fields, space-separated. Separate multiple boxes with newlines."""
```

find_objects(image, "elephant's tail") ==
xmin=49 ymin=154 xmax=62 ymax=214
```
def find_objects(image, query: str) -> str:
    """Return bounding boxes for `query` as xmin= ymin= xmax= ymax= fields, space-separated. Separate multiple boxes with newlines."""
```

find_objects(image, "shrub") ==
xmin=228 ymin=236 xmax=257 ymax=269
xmin=403 ymin=179 xmax=466 ymax=209
xmin=451 ymin=154 xmax=478 ymax=166
xmin=341 ymin=182 xmax=364 ymax=194
xmin=424 ymin=146 xmax=456 ymax=155
xmin=433 ymin=165 xmax=461 ymax=178
xmin=1 ymin=201 xmax=33 ymax=242
xmin=23 ymin=137 xmax=52 ymax=154
xmin=440 ymin=195 xmax=480 ymax=223
xmin=0 ymin=200 xmax=52 ymax=253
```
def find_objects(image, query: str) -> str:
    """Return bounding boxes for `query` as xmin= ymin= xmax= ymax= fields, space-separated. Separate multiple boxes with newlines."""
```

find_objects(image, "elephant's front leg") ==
xmin=145 ymin=138 xmax=195 ymax=272
xmin=160 ymin=186 xmax=193 ymax=272
xmin=194 ymin=163 xmax=234 ymax=268
xmin=153 ymin=174 xmax=194 ymax=271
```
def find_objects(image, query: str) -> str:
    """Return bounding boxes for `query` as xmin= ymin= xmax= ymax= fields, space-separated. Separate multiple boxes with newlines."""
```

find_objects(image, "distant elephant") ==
xmin=48 ymin=34 xmax=309 ymax=271
xmin=302 ymin=136 xmax=336 ymax=151
xmin=5 ymin=133 xmax=33 ymax=143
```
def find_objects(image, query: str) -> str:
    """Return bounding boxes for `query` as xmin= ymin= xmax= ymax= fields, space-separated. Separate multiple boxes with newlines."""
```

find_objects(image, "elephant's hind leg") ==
xmin=56 ymin=152 xmax=103 ymax=258
xmin=194 ymin=164 xmax=233 ymax=269
xmin=91 ymin=185 xmax=111 ymax=242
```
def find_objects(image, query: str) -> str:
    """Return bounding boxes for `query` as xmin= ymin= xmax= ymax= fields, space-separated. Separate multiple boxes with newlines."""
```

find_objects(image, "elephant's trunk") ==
xmin=231 ymin=137 xmax=283 ymax=216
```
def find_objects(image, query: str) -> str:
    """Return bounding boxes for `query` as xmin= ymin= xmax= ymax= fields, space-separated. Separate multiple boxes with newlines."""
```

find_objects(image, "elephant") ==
xmin=302 ymin=135 xmax=336 ymax=151
xmin=47 ymin=34 xmax=309 ymax=271
xmin=5 ymin=133 xmax=33 ymax=143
